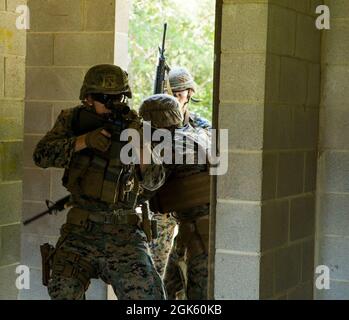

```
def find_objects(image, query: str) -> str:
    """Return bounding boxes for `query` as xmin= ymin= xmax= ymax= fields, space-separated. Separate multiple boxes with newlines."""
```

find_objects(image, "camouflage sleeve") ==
xmin=190 ymin=112 xmax=212 ymax=130
xmin=33 ymin=109 xmax=77 ymax=169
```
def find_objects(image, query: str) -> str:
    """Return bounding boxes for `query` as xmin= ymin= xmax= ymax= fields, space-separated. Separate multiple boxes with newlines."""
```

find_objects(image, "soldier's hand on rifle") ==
xmin=84 ymin=128 xmax=112 ymax=152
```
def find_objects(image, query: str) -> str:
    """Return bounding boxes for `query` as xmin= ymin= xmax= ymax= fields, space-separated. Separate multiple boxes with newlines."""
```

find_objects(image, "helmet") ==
xmin=139 ymin=94 xmax=183 ymax=128
xmin=168 ymin=67 xmax=196 ymax=93
xmin=79 ymin=64 xmax=132 ymax=100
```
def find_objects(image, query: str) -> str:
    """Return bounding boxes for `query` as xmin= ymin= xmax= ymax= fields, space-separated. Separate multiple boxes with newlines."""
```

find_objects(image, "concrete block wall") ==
xmin=316 ymin=0 xmax=349 ymax=299
xmin=0 ymin=0 xmax=26 ymax=299
xmin=21 ymin=0 xmax=116 ymax=300
xmin=215 ymin=0 xmax=321 ymax=299
xmin=261 ymin=0 xmax=321 ymax=300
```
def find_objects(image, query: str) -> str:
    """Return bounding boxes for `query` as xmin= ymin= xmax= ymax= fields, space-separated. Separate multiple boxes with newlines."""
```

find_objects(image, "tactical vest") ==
xmin=62 ymin=106 xmax=140 ymax=211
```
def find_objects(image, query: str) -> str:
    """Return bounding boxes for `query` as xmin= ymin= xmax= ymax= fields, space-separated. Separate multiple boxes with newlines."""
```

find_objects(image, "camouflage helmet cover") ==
xmin=139 ymin=94 xmax=183 ymax=128
xmin=168 ymin=67 xmax=196 ymax=93
xmin=79 ymin=64 xmax=132 ymax=100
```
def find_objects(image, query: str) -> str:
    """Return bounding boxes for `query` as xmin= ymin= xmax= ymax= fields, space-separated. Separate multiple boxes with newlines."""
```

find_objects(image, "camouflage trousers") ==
xmin=48 ymin=223 xmax=166 ymax=300
xmin=163 ymin=219 xmax=208 ymax=300
xmin=148 ymin=214 xmax=177 ymax=276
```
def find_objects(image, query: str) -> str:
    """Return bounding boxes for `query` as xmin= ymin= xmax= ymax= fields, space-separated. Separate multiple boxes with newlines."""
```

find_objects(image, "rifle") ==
xmin=154 ymin=23 xmax=170 ymax=94
xmin=23 ymin=195 xmax=70 ymax=226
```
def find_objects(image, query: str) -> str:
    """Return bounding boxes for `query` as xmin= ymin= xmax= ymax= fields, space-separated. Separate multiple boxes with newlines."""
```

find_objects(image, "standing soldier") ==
xmin=139 ymin=94 xmax=211 ymax=300
xmin=33 ymin=64 xmax=166 ymax=300
xmin=149 ymin=67 xmax=212 ymax=279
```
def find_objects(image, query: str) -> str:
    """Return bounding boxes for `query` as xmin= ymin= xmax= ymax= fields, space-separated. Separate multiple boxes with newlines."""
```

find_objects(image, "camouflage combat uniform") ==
xmin=139 ymin=94 xmax=211 ymax=300
xmin=33 ymin=65 xmax=166 ymax=300
xmin=162 ymin=123 xmax=210 ymax=300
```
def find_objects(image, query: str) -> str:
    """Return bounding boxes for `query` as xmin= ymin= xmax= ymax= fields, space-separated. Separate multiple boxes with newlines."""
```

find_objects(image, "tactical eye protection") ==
xmin=91 ymin=93 xmax=128 ymax=107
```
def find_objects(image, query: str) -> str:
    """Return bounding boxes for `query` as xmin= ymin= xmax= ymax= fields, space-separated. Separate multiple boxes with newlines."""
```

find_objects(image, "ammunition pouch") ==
xmin=149 ymin=172 xmax=210 ymax=214
xmin=52 ymin=249 xmax=97 ymax=291
xmin=40 ymin=243 xmax=56 ymax=287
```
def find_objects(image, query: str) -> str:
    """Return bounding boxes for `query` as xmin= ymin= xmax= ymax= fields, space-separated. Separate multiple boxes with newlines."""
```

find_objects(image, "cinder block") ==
xmin=18 ymin=268 xmax=51 ymax=300
xmin=21 ymin=233 xmax=57 ymax=269
xmin=263 ymin=105 xmax=294 ymax=150
xmin=274 ymin=244 xmax=302 ymax=293
xmin=23 ymin=168 xmax=50 ymax=201
xmin=54 ymin=33 xmax=114 ymax=66
xmin=0 ymin=141 xmax=23 ymax=181
xmin=22 ymin=201 xmax=67 ymax=237
xmin=222 ymin=3 xmax=268 ymax=52
xmin=0 ymin=182 xmax=22 ymax=225
xmin=27 ymin=34 xmax=53 ymax=66
xmin=302 ymin=239 xmax=315 ymax=282
xmin=216 ymin=201 xmax=261 ymax=252
xmin=0 ymin=264 xmax=19 ymax=300
xmin=220 ymin=53 xmax=266 ymax=103
xmin=277 ymin=152 xmax=304 ymax=197
xmin=4 ymin=56 xmax=25 ymax=98
xmin=293 ymin=107 xmax=319 ymax=149
xmin=323 ymin=66 xmax=349 ymax=107
xmin=307 ymin=63 xmax=321 ymax=107
xmin=29 ymin=0 xmax=82 ymax=32
xmin=51 ymin=169 xmax=69 ymax=199
xmin=279 ymin=57 xmax=308 ymax=105
xmin=215 ymin=253 xmax=260 ymax=299
xmin=290 ymin=195 xmax=315 ymax=241
xmin=115 ymin=0 xmax=129 ymax=33
xmin=321 ymin=151 xmax=349 ymax=193
xmin=304 ymin=151 xmax=317 ymax=193
xmin=265 ymin=53 xmax=280 ymax=103
xmin=287 ymin=0 xmax=311 ymax=13
xmin=114 ymin=32 xmax=130 ymax=71
xmin=218 ymin=103 xmax=264 ymax=150
xmin=287 ymin=281 xmax=313 ymax=300
xmin=0 ymin=224 xmax=21 ymax=266
xmin=23 ymin=135 xmax=43 ymax=167
xmin=217 ymin=152 xmax=263 ymax=201
xmin=319 ymin=194 xmax=349 ymax=237
xmin=262 ymin=153 xmax=278 ymax=200
xmin=0 ymin=0 xmax=5 ymax=10
xmin=26 ymin=67 xmax=85 ymax=101
xmin=323 ymin=22 xmax=349 ymax=65
xmin=0 ymin=12 xmax=26 ymax=56
xmin=324 ymin=0 xmax=349 ymax=19
xmin=6 ymin=0 xmax=27 ymax=12
xmin=318 ymin=236 xmax=349 ymax=280
xmin=0 ymin=56 xmax=4 ymax=97
xmin=261 ymin=200 xmax=289 ymax=251
xmin=85 ymin=0 xmax=115 ymax=31
xmin=315 ymin=280 xmax=349 ymax=300
xmin=0 ymin=111 xmax=23 ymax=141
xmin=295 ymin=14 xmax=321 ymax=62
xmin=321 ymin=108 xmax=349 ymax=149
xmin=24 ymin=102 xmax=52 ymax=134
xmin=260 ymin=252 xmax=274 ymax=299
xmin=268 ymin=5 xmax=296 ymax=56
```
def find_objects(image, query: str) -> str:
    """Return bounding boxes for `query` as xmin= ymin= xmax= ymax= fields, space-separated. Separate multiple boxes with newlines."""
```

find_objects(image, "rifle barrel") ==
xmin=23 ymin=210 xmax=50 ymax=226
xmin=162 ymin=23 xmax=167 ymax=54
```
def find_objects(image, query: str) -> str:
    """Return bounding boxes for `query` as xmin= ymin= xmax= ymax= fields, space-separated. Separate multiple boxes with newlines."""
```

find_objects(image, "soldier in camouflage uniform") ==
xmin=33 ymin=64 xmax=166 ymax=300
xmin=149 ymin=67 xmax=211 ymax=279
xmin=139 ymin=94 xmax=210 ymax=300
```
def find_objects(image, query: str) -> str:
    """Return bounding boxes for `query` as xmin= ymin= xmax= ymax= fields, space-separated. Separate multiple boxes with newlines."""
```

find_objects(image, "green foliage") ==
xmin=128 ymin=0 xmax=215 ymax=120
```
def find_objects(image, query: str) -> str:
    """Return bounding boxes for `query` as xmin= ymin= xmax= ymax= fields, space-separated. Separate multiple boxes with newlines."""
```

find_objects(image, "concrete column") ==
xmin=21 ymin=0 xmax=116 ymax=300
xmin=316 ymin=0 xmax=349 ymax=299
xmin=0 ymin=0 xmax=26 ymax=299
xmin=214 ymin=0 xmax=321 ymax=299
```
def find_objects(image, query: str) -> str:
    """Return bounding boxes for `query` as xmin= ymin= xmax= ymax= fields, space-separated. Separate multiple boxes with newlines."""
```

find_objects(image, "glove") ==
xmin=85 ymin=128 xmax=111 ymax=152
